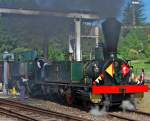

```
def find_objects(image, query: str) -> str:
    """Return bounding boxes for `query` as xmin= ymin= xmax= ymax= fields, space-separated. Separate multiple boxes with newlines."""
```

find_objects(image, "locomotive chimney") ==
xmin=102 ymin=18 xmax=121 ymax=55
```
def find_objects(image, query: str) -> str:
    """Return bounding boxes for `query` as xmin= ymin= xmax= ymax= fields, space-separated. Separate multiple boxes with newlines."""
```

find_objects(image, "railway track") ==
xmin=108 ymin=109 xmax=150 ymax=121
xmin=1 ymin=98 xmax=150 ymax=121
xmin=0 ymin=98 xmax=92 ymax=121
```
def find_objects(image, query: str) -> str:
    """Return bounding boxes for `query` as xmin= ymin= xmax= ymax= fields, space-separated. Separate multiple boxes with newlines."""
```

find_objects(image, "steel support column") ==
xmin=3 ymin=51 xmax=9 ymax=95
xmin=74 ymin=18 xmax=81 ymax=61
xmin=95 ymin=26 xmax=99 ymax=47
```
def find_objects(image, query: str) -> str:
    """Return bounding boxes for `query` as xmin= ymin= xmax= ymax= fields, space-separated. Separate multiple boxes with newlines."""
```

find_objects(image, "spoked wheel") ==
xmin=27 ymin=84 xmax=43 ymax=97
xmin=82 ymin=101 xmax=91 ymax=111
xmin=65 ymin=94 xmax=74 ymax=106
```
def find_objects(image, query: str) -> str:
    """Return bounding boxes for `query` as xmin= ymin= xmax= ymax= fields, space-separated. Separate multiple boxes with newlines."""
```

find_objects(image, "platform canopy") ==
xmin=0 ymin=8 xmax=100 ymax=20
xmin=0 ymin=8 xmax=100 ymax=61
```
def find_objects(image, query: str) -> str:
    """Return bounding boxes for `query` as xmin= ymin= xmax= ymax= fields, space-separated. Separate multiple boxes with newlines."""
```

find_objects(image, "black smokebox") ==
xmin=102 ymin=18 xmax=121 ymax=54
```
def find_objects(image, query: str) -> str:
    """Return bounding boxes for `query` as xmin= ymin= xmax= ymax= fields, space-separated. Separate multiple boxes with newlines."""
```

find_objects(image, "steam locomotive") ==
xmin=8 ymin=18 xmax=148 ymax=107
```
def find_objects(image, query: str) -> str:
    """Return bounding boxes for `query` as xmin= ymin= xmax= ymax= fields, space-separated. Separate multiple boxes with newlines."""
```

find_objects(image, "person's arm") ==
xmin=22 ymin=78 xmax=28 ymax=82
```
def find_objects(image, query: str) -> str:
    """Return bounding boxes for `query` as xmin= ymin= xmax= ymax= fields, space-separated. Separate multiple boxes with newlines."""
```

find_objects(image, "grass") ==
xmin=130 ymin=59 xmax=150 ymax=75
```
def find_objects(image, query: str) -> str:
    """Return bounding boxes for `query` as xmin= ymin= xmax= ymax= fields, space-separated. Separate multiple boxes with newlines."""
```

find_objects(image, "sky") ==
xmin=143 ymin=0 xmax=150 ymax=22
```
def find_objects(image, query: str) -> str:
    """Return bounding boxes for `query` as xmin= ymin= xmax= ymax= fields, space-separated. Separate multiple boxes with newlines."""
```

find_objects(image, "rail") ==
xmin=108 ymin=109 xmax=150 ymax=121
xmin=0 ymin=107 xmax=38 ymax=121
xmin=108 ymin=113 xmax=138 ymax=121
xmin=0 ymin=98 xmax=92 ymax=121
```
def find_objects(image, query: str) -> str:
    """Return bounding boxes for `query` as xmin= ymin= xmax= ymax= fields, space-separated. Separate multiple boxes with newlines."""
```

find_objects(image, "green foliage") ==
xmin=0 ymin=17 xmax=18 ymax=53
xmin=119 ymin=28 xmax=146 ymax=60
xmin=131 ymin=59 xmax=150 ymax=74
xmin=48 ymin=47 xmax=65 ymax=61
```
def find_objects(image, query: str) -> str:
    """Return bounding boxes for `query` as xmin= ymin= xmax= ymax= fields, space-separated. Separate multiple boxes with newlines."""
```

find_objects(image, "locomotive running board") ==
xmin=92 ymin=85 xmax=149 ymax=94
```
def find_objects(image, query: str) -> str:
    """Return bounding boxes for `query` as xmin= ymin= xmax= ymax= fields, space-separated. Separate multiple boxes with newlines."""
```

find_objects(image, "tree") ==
xmin=119 ymin=0 xmax=149 ymax=60
xmin=122 ymin=0 xmax=146 ymax=26
xmin=48 ymin=47 xmax=65 ymax=61
xmin=0 ymin=17 xmax=18 ymax=53
xmin=118 ymin=28 xmax=148 ymax=60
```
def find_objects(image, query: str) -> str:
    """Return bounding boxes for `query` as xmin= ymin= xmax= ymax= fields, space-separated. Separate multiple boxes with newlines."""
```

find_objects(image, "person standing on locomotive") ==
xmin=35 ymin=58 xmax=48 ymax=81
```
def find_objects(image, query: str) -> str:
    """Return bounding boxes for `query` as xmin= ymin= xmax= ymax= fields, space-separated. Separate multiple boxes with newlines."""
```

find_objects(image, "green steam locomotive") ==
xmin=6 ymin=18 xmax=148 ymax=108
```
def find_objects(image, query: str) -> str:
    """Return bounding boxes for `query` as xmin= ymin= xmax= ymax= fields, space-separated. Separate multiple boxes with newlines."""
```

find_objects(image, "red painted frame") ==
xmin=92 ymin=85 xmax=149 ymax=94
